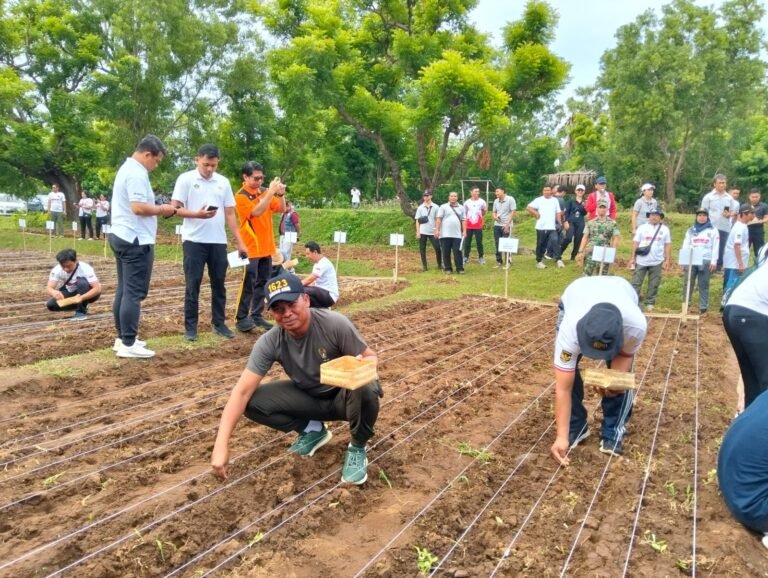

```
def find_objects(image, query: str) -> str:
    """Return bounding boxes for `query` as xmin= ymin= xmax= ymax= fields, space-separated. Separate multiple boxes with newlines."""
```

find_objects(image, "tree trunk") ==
xmin=664 ymin=163 xmax=676 ymax=205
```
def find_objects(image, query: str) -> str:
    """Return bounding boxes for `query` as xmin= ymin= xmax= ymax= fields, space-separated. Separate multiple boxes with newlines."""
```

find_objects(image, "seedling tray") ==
xmin=583 ymin=368 xmax=636 ymax=391
xmin=56 ymin=295 xmax=80 ymax=308
xmin=321 ymin=356 xmax=377 ymax=390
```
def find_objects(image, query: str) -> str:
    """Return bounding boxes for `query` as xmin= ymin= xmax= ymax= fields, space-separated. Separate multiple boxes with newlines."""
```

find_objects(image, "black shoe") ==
xmin=236 ymin=318 xmax=256 ymax=332
xmin=213 ymin=324 xmax=235 ymax=339
xmin=252 ymin=317 xmax=273 ymax=331
xmin=184 ymin=330 xmax=198 ymax=342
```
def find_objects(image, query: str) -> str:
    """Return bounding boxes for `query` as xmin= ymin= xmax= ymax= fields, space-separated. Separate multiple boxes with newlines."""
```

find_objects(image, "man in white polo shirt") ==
xmin=301 ymin=241 xmax=339 ymax=307
xmin=172 ymin=144 xmax=248 ymax=341
xmin=629 ymin=208 xmax=672 ymax=312
xmin=527 ymin=185 xmax=564 ymax=269
xmin=110 ymin=135 xmax=212 ymax=358
xmin=47 ymin=183 xmax=66 ymax=237
xmin=550 ymin=276 xmax=647 ymax=465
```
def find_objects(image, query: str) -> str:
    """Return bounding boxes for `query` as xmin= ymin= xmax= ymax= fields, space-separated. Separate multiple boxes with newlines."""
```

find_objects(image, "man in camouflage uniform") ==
xmin=576 ymin=199 xmax=620 ymax=276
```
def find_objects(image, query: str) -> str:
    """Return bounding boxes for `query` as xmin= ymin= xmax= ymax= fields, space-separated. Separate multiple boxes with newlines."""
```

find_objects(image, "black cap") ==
xmin=695 ymin=207 xmax=708 ymax=215
xmin=646 ymin=207 xmax=664 ymax=218
xmin=265 ymin=273 xmax=304 ymax=308
xmin=740 ymin=203 xmax=755 ymax=214
xmin=576 ymin=303 xmax=624 ymax=361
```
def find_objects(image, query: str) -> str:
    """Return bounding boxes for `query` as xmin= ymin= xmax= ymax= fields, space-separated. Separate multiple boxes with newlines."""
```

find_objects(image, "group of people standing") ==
xmin=46 ymin=184 xmax=111 ymax=240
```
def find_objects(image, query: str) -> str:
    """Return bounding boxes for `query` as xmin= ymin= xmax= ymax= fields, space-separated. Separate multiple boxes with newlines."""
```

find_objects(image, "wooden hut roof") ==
xmin=544 ymin=171 xmax=597 ymax=191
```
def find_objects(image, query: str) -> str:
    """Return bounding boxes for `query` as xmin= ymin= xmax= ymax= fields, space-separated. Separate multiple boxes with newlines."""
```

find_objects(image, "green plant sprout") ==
xmin=42 ymin=472 xmax=66 ymax=488
xmin=415 ymin=546 xmax=438 ymax=575
xmin=641 ymin=530 xmax=668 ymax=554
xmin=248 ymin=531 xmax=264 ymax=547
xmin=378 ymin=469 xmax=393 ymax=489
xmin=456 ymin=442 xmax=493 ymax=464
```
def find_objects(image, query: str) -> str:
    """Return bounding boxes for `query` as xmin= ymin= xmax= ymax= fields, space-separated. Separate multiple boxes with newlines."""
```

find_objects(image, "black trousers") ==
xmin=235 ymin=256 xmax=272 ymax=322
xmin=110 ymin=235 xmax=154 ymax=347
xmin=749 ymin=228 xmax=765 ymax=258
xmin=305 ymin=286 xmax=336 ymax=308
xmin=536 ymin=229 xmax=561 ymax=262
xmin=717 ymin=229 xmax=729 ymax=271
xmin=419 ymin=234 xmax=442 ymax=270
xmin=95 ymin=216 xmax=109 ymax=239
xmin=463 ymin=229 xmax=484 ymax=258
xmin=493 ymin=226 xmax=510 ymax=264
xmin=440 ymin=237 xmax=463 ymax=272
xmin=244 ymin=379 xmax=382 ymax=446
xmin=79 ymin=215 xmax=93 ymax=239
xmin=46 ymin=278 xmax=100 ymax=314
xmin=561 ymin=221 xmax=585 ymax=260
xmin=723 ymin=305 xmax=768 ymax=408
xmin=182 ymin=241 xmax=228 ymax=332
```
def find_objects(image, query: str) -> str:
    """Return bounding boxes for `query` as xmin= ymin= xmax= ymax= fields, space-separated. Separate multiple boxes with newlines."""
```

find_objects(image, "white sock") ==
xmin=303 ymin=420 xmax=323 ymax=433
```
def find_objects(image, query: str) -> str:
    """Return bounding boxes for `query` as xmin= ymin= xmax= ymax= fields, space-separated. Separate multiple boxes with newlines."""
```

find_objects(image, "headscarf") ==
xmin=691 ymin=212 xmax=712 ymax=233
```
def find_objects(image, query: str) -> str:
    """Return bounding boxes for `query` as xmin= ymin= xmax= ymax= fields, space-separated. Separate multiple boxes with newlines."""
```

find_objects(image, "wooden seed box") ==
xmin=56 ymin=295 xmax=81 ymax=308
xmin=583 ymin=368 xmax=636 ymax=391
xmin=320 ymin=356 xmax=378 ymax=390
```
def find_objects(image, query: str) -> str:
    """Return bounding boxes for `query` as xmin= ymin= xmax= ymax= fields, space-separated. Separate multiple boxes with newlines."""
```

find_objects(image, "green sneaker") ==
xmin=288 ymin=428 xmax=332 ymax=457
xmin=341 ymin=445 xmax=368 ymax=485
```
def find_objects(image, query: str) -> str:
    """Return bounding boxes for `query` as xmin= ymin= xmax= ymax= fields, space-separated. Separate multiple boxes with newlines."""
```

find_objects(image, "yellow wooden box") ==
xmin=56 ymin=295 xmax=81 ymax=308
xmin=320 ymin=356 xmax=378 ymax=390
xmin=583 ymin=368 xmax=636 ymax=391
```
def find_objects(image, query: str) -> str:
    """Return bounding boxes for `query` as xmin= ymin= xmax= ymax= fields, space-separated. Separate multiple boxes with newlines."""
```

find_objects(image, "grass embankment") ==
xmin=0 ymin=208 xmax=729 ymax=314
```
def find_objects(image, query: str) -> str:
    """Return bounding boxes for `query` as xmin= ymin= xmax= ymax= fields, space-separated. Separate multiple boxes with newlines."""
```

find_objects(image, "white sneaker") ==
xmin=557 ymin=260 xmax=565 ymax=268
xmin=112 ymin=338 xmax=146 ymax=352
xmin=116 ymin=342 xmax=155 ymax=358
xmin=536 ymin=262 xmax=546 ymax=269
xmin=544 ymin=254 xmax=552 ymax=260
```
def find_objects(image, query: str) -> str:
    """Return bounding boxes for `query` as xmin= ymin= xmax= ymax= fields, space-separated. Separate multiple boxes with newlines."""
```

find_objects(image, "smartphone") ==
xmin=206 ymin=205 xmax=219 ymax=211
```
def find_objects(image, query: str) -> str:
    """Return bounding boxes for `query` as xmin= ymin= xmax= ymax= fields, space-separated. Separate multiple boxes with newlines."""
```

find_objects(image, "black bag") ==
xmin=635 ymin=224 xmax=661 ymax=256
xmin=417 ymin=206 xmax=431 ymax=224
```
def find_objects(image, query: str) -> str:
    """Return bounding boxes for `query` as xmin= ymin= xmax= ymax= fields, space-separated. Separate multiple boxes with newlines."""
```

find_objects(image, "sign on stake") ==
xmin=18 ymin=218 xmax=27 ymax=251
xmin=102 ymin=224 xmax=111 ymax=257
xmin=679 ymin=247 xmax=704 ymax=320
xmin=284 ymin=231 xmax=298 ymax=243
xmin=174 ymin=224 xmax=183 ymax=264
xmin=46 ymin=220 xmax=55 ymax=253
xmin=590 ymin=246 xmax=616 ymax=276
xmin=389 ymin=233 xmax=405 ymax=283
xmin=498 ymin=237 xmax=519 ymax=299
xmin=333 ymin=231 xmax=347 ymax=273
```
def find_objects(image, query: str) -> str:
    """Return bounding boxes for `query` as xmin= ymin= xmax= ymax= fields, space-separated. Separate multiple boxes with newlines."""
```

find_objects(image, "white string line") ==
xmin=555 ymin=318 xmax=673 ymax=577
xmin=0 ymin=397 xmax=226 ymax=486
xmin=0 ymin=358 xmax=241 ymax=428
xmin=430 ymin=420 xmax=557 ymax=578
xmin=375 ymin=307 xmax=488 ymax=352
xmin=162 ymin=335 xmax=553 ymax=578
xmin=6 ymin=311 xmax=552 ymax=574
xmin=619 ymin=319 xmax=683 ymax=577
xmin=350 ymin=382 xmax=555 ymax=578
xmin=489 ymin=318 xmax=670 ymax=577
xmin=691 ymin=320 xmax=700 ymax=578
xmin=0 ymin=369 xmax=239 ymax=457
xmin=0 ymin=423 xmax=219 ymax=514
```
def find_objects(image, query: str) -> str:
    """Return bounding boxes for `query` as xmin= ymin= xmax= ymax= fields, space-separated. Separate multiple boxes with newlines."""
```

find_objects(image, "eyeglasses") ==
xmin=250 ymin=175 xmax=265 ymax=181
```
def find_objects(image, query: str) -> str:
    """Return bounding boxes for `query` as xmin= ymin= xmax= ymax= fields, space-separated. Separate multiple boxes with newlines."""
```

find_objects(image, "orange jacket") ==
xmin=235 ymin=184 xmax=281 ymax=258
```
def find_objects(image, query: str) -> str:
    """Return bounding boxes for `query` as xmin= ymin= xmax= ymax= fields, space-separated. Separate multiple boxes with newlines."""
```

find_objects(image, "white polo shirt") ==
xmin=633 ymin=222 xmax=671 ymax=267
xmin=312 ymin=256 xmax=339 ymax=302
xmin=554 ymin=276 xmax=647 ymax=372
xmin=95 ymin=200 xmax=110 ymax=218
xmin=172 ymin=169 xmax=235 ymax=244
xmin=723 ymin=221 xmax=750 ymax=270
xmin=110 ymin=157 xmax=157 ymax=245
xmin=78 ymin=198 xmax=94 ymax=217
xmin=48 ymin=191 xmax=65 ymax=213
xmin=49 ymin=261 xmax=99 ymax=292
xmin=728 ymin=264 xmax=768 ymax=316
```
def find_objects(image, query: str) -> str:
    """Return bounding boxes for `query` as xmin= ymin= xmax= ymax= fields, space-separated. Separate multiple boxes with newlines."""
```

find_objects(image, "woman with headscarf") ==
xmin=681 ymin=208 xmax=720 ymax=314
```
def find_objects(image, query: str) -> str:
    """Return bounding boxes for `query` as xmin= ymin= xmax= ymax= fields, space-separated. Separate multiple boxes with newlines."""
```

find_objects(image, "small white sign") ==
xmin=227 ymin=250 xmax=250 ymax=268
xmin=333 ymin=231 xmax=347 ymax=243
xmin=284 ymin=231 xmax=298 ymax=243
xmin=175 ymin=225 xmax=182 ymax=235
xmin=591 ymin=246 xmax=616 ymax=263
xmin=103 ymin=225 xmax=111 ymax=234
xmin=498 ymin=237 xmax=519 ymax=253
xmin=72 ymin=221 xmax=79 ymax=231
xmin=389 ymin=233 xmax=405 ymax=247
xmin=678 ymin=247 xmax=704 ymax=267
xmin=18 ymin=218 xmax=26 ymax=228
xmin=45 ymin=221 xmax=55 ymax=231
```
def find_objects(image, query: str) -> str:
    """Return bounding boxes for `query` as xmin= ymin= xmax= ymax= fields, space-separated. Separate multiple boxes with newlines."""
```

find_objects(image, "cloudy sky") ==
xmin=470 ymin=0 xmax=763 ymax=99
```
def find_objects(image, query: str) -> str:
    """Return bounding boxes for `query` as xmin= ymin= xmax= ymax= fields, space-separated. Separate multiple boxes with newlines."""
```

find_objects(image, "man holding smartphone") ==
xmin=172 ymin=144 xmax=248 ymax=341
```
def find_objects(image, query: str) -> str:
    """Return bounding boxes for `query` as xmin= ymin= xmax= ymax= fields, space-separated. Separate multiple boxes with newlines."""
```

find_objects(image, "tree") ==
xmin=599 ymin=0 xmax=765 ymax=205
xmin=261 ymin=0 xmax=568 ymax=216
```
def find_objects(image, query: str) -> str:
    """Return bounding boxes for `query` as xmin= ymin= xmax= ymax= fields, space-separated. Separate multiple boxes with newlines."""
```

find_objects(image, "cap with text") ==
xmin=576 ymin=303 xmax=624 ymax=361
xmin=265 ymin=273 xmax=304 ymax=308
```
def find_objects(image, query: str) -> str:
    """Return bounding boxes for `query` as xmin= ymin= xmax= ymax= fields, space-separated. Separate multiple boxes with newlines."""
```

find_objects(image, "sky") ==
xmin=469 ymin=0 xmax=763 ymax=100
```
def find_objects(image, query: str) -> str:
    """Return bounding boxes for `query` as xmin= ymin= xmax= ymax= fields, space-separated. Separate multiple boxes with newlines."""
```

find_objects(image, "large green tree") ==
xmin=598 ymin=0 xmax=765 ymax=205
xmin=260 ymin=0 xmax=568 ymax=215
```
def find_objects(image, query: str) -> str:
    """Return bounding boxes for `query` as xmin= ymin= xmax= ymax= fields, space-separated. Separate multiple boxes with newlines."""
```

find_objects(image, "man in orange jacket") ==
xmin=234 ymin=161 xmax=286 ymax=332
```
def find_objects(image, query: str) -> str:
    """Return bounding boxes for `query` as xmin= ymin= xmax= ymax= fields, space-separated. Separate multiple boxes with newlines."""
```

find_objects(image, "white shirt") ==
xmin=172 ymin=169 xmax=235 ymax=244
xmin=48 ymin=191 xmax=65 ymax=213
xmin=682 ymin=225 xmax=719 ymax=265
xmin=728 ymin=264 xmax=768 ymax=316
xmin=110 ymin=157 xmax=157 ymax=245
xmin=463 ymin=198 xmax=487 ymax=228
xmin=436 ymin=203 xmax=465 ymax=238
xmin=723 ymin=221 xmax=750 ymax=270
xmin=95 ymin=200 xmax=110 ymax=218
xmin=350 ymin=188 xmax=361 ymax=202
xmin=702 ymin=190 xmax=738 ymax=231
xmin=633 ymin=222 xmax=671 ymax=267
xmin=527 ymin=196 xmax=561 ymax=230
xmin=415 ymin=202 xmax=438 ymax=236
xmin=49 ymin=261 xmax=99 ymax=292
xmin=312 ymin=256 xmax=339 ymax=302
xmin=78 ymin=198 xmax=94 ymax=217
xmin=554 ymin=276 xmax=647 ymax=372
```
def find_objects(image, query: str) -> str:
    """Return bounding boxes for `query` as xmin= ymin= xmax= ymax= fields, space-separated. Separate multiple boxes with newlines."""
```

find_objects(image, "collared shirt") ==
xmin=110 ymin=157 xmax=157 ymax=245
xmin=311 ymin=256 xmax=339 ymax=302
xmin=633 ymin=222 xmax=671 ymax=267
xmin=78 ymin=198 xmax=94 ymax=217
xmin=48 ymin=191 xmax=65 ymax=213
xmin=172 ymin=169 xmax=235 ymax=244
xmin=49 ymin=261 xmax=99 ymax=291
xmin=682 ymin=226 xmax=719 ymax=264
xmin=632 ymin=197 xmax=658 ymax=228
xmin=415 ymin=202 xmax=438 ymax=235
xmin=493 ymin=195 xmax=517 ymax=227
xmin=702 ymin=190 xmax=738 ymax=231
xmin=235 ymin=184 xmax=281 ymax=258
xmin=436 ymin=203 xmax=465 ymax=238
xmin=95 ymin=200 xmax=110 ymax=218
xmin=723 ymin=221 xmax=750 ymax=269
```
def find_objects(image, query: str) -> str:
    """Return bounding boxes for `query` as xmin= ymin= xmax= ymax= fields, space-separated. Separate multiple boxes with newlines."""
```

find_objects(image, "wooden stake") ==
xmin=48 ymin=228 xmax=52 ymax=254
xmin=335 ymin=242 xmax=341 ymax=274
xmin=393 ymin=243 xmax=399 ymax=284
xmin=504 ymin=252 xmax=509 ymax=299
xmin=682 ymin=246 xmax=694 ymax=321
xmin=597 ymin=244 xmax=606 ymax=276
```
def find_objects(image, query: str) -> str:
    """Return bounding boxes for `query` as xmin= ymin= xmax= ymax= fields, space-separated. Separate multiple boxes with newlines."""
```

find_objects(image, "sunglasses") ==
xmin=249 ymin=175 xmax=265 ymax=181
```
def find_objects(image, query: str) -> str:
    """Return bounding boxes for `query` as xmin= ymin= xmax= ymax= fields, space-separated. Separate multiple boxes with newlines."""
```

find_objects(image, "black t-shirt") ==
xmin=748 ymin=202 xmax=768 ymax=234
xmin=565 ymin=199 xmax=586 ymax=225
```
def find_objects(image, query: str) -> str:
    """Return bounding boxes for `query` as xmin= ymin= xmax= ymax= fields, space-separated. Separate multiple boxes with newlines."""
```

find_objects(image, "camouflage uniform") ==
xmin=583 ymin=217 xmax=620 ymax=276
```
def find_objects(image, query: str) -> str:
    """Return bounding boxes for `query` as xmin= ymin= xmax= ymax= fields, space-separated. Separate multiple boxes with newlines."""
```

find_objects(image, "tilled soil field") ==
xmin=0 ymin=269 xmax=762 ymax=578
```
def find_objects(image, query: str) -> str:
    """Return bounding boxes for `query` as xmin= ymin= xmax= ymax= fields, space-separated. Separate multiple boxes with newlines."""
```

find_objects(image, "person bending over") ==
xmin=301 ymin=241 xmax=339 ymax=308
xmin=211 ymin=273 xmax=381 ymax=485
